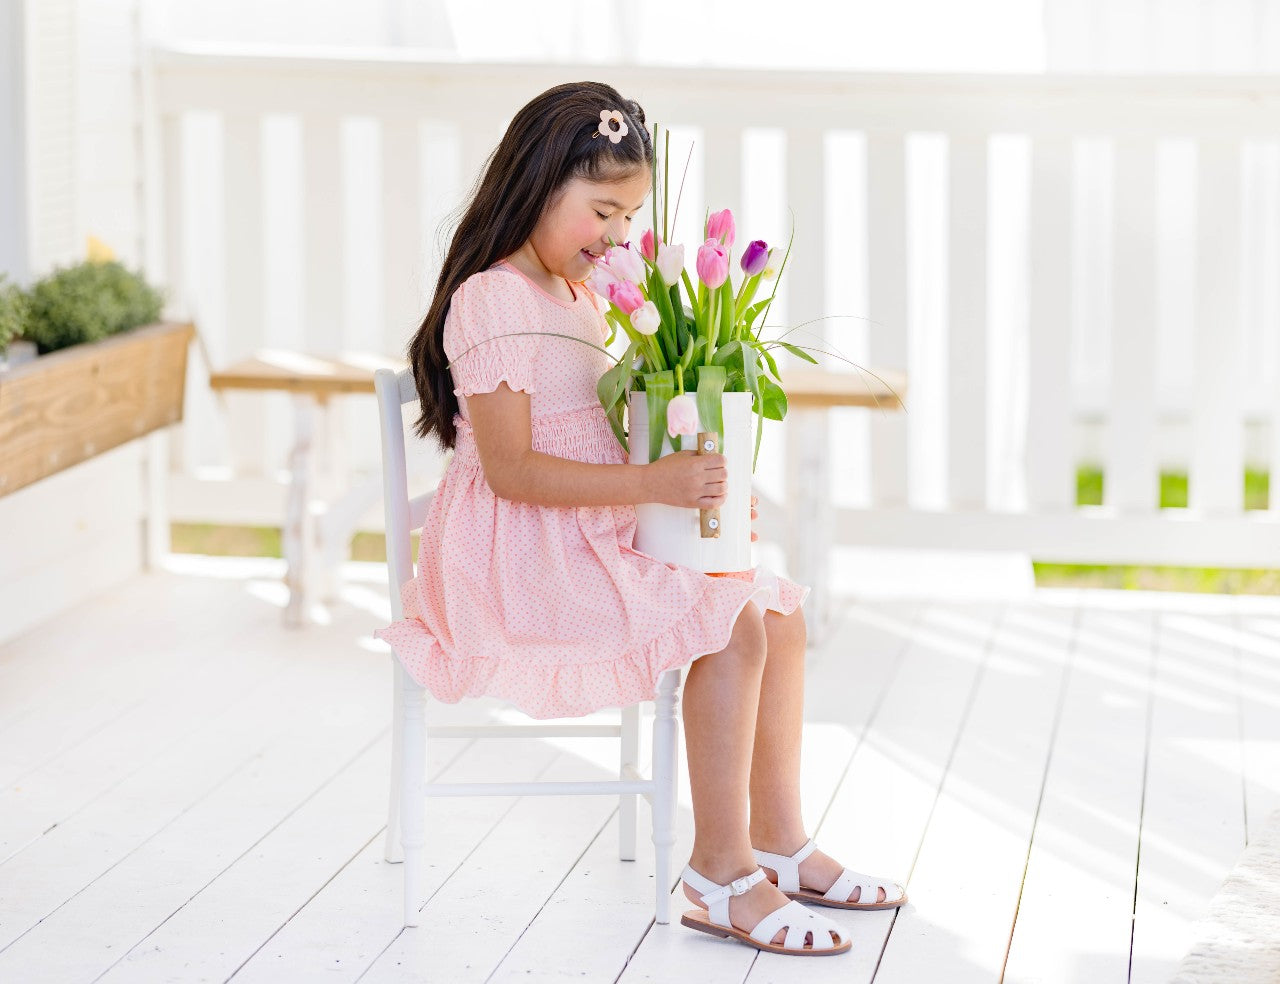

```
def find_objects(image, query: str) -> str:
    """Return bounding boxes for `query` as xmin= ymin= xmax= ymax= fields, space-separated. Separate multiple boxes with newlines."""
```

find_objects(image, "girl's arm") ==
xmin=466 ymin=384 xmax=655 ymax=507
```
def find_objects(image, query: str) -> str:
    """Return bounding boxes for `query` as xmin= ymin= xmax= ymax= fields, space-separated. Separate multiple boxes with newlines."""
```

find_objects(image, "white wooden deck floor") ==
xmin=2 ymin=554 xmax=1278 ymax=983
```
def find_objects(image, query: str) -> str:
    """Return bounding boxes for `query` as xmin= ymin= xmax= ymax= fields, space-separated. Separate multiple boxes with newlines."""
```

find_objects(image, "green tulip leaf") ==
xmin=694 ymin=364 xmax=727 ymax=446
xmin=644 ymin=370 xmax=676 ymax=463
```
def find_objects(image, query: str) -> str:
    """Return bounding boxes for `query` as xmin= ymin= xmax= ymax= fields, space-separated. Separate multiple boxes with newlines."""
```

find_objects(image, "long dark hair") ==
xmin=408 ymin=81 xmax=654 ymax=451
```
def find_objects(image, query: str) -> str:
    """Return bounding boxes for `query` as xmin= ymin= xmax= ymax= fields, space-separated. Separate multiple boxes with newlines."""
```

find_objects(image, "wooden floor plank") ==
xmin=1002 ymin=605 xmax=1154 ymax=984
xmin=0 ymin=572 xmax=282 ymax=791
xmin=1129 ymin=607 xmax=1248 ymax=983
xmin=750 ymin=600 xmax=999 ymax=984
xmin=0 ymin=621 xmax=302 ymax=863
xmin=224 ymin=727 xmax=563 ymax=982
xmin=872 ymin=599 xmax=1077 ymax=983
xmin=0 ymin=640 xmax=390 ymax=978
xmin=359 ymin=744 xmax=625 ymax=983
xmin=1233 ymin=600 xmax=1280 ymax=843
xmin=1 ymin=559 xmax=1269 ymax=984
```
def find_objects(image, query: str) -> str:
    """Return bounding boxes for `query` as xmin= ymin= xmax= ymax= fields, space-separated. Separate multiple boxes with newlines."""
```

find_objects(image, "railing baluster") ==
xmin=1027 ymin=136 xmax=1074 ymax=512
xmin=866 ymin=130 xmax=909 ymax=508
xmin=223 ymin=113 xmax=266 ymax=477
xmin=1108 ymin=135 xmax=1160 ymax=513
xmin=947 ymin=132 xmax=989 ymax=511
xmin=381 ymin=117 xmax=422 ymax=362
xmin=1191 ymin=138 xmax=1245 ymax=514
xmin=301 ymin=114 xmax=344 ymax=356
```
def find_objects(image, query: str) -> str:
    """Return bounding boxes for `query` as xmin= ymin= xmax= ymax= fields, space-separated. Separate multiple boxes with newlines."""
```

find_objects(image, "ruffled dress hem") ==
xmin=373 ymin=563 xmax=809 ymax=720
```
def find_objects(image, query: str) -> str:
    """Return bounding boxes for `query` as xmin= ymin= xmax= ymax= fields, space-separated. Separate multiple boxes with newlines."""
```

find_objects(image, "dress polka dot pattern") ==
xmin=372 ymin=260 xmax=810 ymax=720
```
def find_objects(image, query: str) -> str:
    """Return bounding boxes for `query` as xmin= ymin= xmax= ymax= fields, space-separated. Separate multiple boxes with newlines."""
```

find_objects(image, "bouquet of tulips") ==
xmin=587 ymin=124 xmax=818 ymax=470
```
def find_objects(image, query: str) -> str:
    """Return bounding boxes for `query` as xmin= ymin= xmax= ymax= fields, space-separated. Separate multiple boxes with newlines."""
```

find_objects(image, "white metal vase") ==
xmin=627 ymin=389 xmax=754 ymax=573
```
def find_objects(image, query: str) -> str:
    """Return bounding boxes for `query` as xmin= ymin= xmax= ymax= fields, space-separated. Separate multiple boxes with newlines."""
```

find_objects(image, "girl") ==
xmin=375 ymin=81 xmax=905 ymax=957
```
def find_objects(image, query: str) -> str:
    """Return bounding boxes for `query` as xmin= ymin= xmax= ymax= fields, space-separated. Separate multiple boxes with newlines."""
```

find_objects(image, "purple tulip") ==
xmin=740 ymin=239 xmax=769 ymax=277
xmin=706 ymin=208 xmax=736 ymax=248
xmin=696 ymin=239 xmax=729 ymax=289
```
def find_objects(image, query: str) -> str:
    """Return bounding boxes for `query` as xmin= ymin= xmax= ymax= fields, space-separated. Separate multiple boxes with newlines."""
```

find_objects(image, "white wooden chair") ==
xmin=373 ymin=366 xmax=681 ymax=929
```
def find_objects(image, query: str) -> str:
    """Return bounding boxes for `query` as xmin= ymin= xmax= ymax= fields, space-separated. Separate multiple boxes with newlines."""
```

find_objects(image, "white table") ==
xmin=209 ymin=352 xmax=406 ymax=627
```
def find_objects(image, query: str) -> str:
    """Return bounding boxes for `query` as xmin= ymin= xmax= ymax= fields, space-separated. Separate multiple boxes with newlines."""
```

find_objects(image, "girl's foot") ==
xmin=680 ymin=862 xmax=849 ymax=953
xmin=751 ymin=836 xmax=907 ymax=909
xmin=682 ymin=861 xmax=811 ymax=946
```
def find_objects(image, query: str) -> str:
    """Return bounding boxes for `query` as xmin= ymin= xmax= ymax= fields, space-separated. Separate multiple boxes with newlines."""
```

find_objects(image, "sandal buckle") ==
xmin=729 ymin=874 xmax=755 ymax=896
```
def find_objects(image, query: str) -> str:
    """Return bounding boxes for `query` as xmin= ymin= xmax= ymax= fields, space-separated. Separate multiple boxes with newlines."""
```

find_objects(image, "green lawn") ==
xmin=171 ymin=466 xmax=1279 ymax=595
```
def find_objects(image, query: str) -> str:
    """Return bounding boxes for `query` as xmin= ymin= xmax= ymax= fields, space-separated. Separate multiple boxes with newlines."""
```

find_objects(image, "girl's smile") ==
xmin=508 ymin=170 xmax=651 ymax=293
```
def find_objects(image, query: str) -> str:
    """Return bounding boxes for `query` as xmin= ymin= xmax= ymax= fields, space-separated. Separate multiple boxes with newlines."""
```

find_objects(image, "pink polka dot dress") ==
xmin=372 ymin=259 xmax=810 ymax=720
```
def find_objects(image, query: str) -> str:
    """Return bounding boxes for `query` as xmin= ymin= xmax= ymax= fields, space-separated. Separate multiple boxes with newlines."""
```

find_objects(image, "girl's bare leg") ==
xmin=747 ymin=607 xmax=887 ymax=904
xmin=681 ymin=602 xmax=800 ymax=943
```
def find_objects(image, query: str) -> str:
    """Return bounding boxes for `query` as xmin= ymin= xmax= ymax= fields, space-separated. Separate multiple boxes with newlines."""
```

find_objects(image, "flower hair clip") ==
xmin=592 ymin=109 xmax=629 ymax=144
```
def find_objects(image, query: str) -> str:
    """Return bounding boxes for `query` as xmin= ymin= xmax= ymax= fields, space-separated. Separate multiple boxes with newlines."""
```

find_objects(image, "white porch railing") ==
xmin=150 ymin=48 xmax=1280 ymax=567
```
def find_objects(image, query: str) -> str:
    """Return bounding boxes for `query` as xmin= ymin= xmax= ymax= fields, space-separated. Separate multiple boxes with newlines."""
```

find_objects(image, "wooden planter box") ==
xmin=0 ymin=321 xmax=196 ymax=496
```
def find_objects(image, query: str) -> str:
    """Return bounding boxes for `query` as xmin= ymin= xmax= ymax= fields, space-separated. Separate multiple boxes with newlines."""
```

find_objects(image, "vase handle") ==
xmin=697 ymin=431 xmax=721 ymax=539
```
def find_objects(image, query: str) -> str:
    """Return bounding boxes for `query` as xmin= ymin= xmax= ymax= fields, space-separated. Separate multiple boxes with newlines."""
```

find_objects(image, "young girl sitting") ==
xmin=374 ymin=80 xmax=905 ymax=957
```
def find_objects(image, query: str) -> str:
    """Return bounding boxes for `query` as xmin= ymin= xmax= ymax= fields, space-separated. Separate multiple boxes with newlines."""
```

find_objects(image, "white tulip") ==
xmin=666 ymin=393 xmax=700 ymax=438
xmin=631 ymin=300 xmax=661 ymax=335
xmin=656 ymin=242 xmax=685 ymax=284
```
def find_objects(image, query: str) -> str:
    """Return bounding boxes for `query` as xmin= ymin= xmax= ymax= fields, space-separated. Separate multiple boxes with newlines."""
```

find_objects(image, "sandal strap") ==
xmin=825 ymin=867 xmax=906 ymax=904
xmin=751 ymin=838 xmax=817 ymax=894
xmin=682 ymin=865 xmax=766 ymax=928
xmin=750 ymin=900 xmax=842 ymax=951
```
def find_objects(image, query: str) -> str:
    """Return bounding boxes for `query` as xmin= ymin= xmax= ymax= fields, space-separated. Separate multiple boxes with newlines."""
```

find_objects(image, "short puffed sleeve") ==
xmin=444 ymin=271 xmax=542 ymax=397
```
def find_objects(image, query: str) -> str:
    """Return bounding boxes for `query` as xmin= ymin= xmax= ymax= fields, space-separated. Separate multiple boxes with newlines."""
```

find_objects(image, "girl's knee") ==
xmin=727 ymin=601 xmax=768 ymax=668
xmin=764 ymin=607 xmax=807 ymax=654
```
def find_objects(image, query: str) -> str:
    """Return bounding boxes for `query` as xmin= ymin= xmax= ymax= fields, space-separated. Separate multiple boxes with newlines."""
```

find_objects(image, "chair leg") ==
xmin=650 ymin=669 xmax=681 ymax=925
xmin=384 ymin=654 xmax=405 ymax=863
xmin=399 ymin=665 xmax=427 ymax=928
xmin=619 ymin=703 xmax=640 ymax=861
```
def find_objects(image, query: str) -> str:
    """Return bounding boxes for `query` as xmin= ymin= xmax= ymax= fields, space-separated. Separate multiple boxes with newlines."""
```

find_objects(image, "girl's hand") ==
xmin=750 ymin=494 xmax=758 ymax=543
xmin=643 ymin=450 xmax=727 ymax=509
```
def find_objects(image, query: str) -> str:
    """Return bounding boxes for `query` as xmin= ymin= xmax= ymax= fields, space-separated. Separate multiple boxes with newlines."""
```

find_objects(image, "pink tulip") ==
xmin=666 ymin=393 xmax=700 ymax=438
xmin=606 ymin=279 xmax=645 ymax=315
xmin=705 ymin=209 xmax=736 ymax=248
xmin=696 ymin=239 xmax=729 ymax=289
xmin=586 ymin=262 xmax=620 ymax=298
xmin=604 ymin=243 xmax=646 ymax=285
xmin=639 ymin=228 xmax=658 ymax=262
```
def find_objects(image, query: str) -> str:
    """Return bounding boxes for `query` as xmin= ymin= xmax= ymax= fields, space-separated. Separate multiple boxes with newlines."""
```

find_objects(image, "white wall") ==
xmin=2 ymin=0 xmax=160 ymax=649
xmin=0 ymin=0 xmax=28 ymax=280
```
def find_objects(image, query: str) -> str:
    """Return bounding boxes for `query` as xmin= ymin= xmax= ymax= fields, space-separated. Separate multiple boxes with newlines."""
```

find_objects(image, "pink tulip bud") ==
xmin=705 ymin=209 xmax=736 ymax=248
xmin=606 ymin=279 xmax=645 ymax=315
xmin=666 ymin=393 xmax=700 ymax=438
xmin=639 ymin=228 xmax=659 ymax=263
xmin=696 ymin=239 xmax=729 ymax=289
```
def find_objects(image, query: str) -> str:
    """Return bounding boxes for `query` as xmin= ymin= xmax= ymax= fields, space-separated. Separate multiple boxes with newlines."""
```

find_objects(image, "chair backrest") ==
xmin=374 ymin=366 xmax=437 ymax=622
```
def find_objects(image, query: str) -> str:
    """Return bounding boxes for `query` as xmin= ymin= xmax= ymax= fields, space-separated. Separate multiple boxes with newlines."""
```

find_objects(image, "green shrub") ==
xmin=22 ymin=261 xmax=164 ymax=355
xmin=0 ymin=274 xmax=27 ymax=354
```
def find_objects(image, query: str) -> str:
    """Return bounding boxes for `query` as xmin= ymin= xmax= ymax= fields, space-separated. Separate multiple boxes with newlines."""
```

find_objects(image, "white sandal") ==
xmin=753 ymin=839 xmax=907 ymax=910
xmin=680 ymin=864 xmax=852 ymax=956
